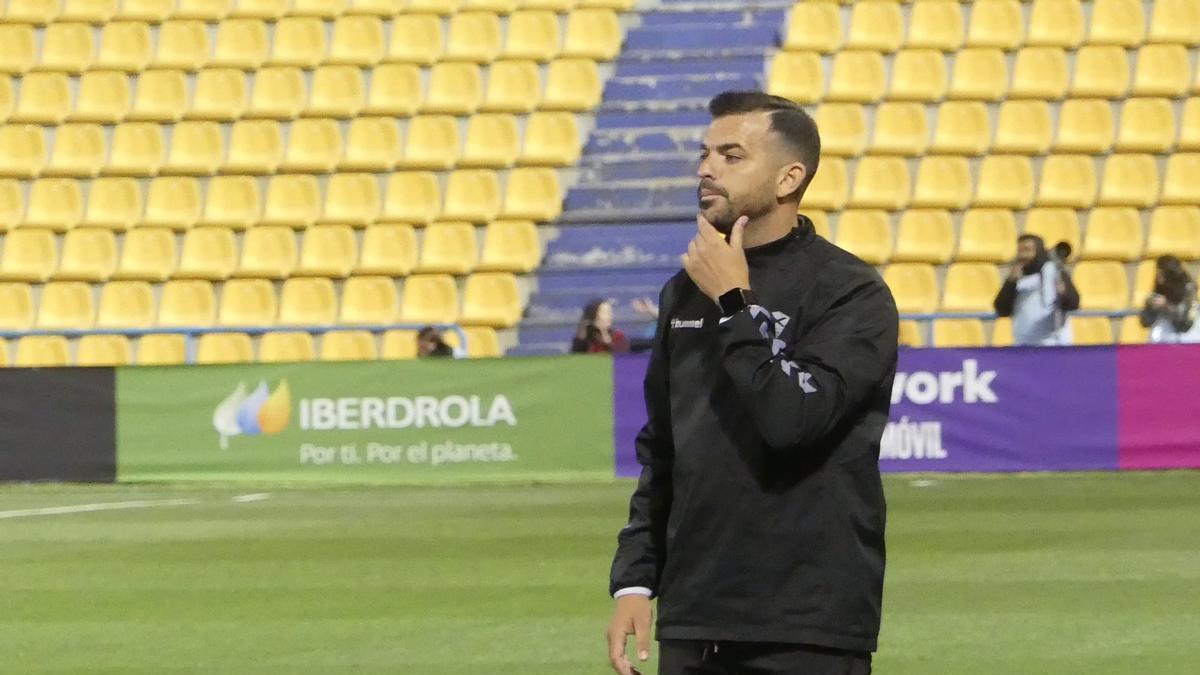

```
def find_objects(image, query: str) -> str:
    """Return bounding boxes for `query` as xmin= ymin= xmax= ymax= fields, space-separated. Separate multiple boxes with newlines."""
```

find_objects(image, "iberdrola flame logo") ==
xmin=213 ymin=380 xmax=291 ymax=449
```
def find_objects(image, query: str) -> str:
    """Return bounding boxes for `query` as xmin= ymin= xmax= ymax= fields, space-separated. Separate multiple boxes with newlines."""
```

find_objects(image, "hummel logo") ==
xmin=670 ymin=318 xmax=704 ymax=329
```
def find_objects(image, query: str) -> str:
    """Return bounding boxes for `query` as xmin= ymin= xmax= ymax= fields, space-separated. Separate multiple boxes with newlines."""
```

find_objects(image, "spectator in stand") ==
xmin=993 ymin=234 xmax=1080 ymax=346
xmin=417 ymin=326 xmax=455 ymax=358
xmin=571 ymin=299 xmax=630 ymax=354
xmin=1140 ymin=255 xmax=1200 ymax=344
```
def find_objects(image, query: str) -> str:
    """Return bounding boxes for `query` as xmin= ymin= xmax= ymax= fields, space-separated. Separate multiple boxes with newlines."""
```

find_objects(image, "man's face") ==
xmin=697 ymin=113 xmax=786 ymax=233
xmin=1016 ymin=239 xmax=1038 ymax=267
xmin=417 ymin=335 xmax=438 ymax=357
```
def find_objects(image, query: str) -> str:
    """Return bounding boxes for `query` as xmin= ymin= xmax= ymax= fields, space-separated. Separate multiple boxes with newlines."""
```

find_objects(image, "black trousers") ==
xmin=658 ymin=640 xmax=872 ymax=675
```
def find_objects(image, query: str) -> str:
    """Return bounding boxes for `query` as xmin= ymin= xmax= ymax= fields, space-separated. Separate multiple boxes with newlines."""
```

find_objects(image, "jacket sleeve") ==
xmin=994 ymin=279 xmax=1017 ymax=317
xmin=716 ymin=273 xmax=898 ymax=451
xmin=609 ymin=284 xmax=675 ymax=597
xmin=1139 ymin=297 xmax=1159 ymax=328
xmin=1057 ymin=274 xmax=1081 ymax=312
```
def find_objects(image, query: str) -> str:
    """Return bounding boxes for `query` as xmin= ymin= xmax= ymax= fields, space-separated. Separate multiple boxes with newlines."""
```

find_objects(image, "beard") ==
xmin=698 ymin=192 xmax=772 ymax=233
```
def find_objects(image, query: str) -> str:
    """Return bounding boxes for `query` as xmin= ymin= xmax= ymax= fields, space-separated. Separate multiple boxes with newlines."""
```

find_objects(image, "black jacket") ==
xmin=610 ymin=218 xmax=898 ymax=652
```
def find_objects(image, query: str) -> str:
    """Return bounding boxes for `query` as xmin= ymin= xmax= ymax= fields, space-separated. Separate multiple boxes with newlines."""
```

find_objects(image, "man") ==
xmin=416 ymin=326 xmax=454 ymax=358
xmin=993 ymin=234 xmax=1080 ymax=346
xmin=607 ymin=91 xmax=898 ymax=675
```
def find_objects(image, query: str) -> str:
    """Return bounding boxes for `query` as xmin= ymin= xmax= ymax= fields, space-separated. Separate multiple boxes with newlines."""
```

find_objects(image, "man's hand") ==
xmin=1010 ymin=265 xmax=1023 ymax=282
xmin=607 ymin=595 xmax=653 ymax=675
xmin=682 ymin=214 xmax=751 ymax=303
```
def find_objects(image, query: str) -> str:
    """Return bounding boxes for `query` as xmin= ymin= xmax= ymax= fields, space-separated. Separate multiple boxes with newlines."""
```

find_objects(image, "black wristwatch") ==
xmin=718 ymin=288 xmax=757 ymax=318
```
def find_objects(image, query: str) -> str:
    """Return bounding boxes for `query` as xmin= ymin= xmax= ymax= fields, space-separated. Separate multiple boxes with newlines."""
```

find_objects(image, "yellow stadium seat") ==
xmin=297 ymin=224 xmax=356 ymax=277
xmin=1148 ymin=0 xmax=1200 ymax=45
xmin=5 ymin=0 xmax=61 ymax=24
xmin=1027 ymin=0 xmax=1084 ymax=48
xmin=443 ymin=325 xmax=502 ymax=357
xmin=60 ymin=0 xmax=115 ymax=22
xmin=77 ymin=179 xmax=143 ymax=233
xmin=176 ymin=227 xmax=237 ymax=280
xmin=96 ymin=21 xmax=152 ymax=72
xmin=307 ymin=66 xmax=365 ymax=119
xmin=882 ymin=263 xmax=939 ymax=314
xmin=948 ymin=48 xmax=1007 ymax=101
xmin=24 ymin=178 xmax=83 ymax=231
xmin=399 ymin=274 xmax=459 ymax=324
xmin=1070 ymin=46 xmax=1131 ymax=99
xmin=1145 ymin=206 xmax=1200 ymax=259
xmin=105 ymin=122 xmax=165 ymax=177
xmin=562 ymin=9 xmax=621 ymax=61
xmin=908 ymin=4 xmax=963 ymax=52
xmin=136 ymin=334 xmax=186 ymax=365
xmin=1011 ymin=47 xmax=1069 ymax=100
xmin=380 ymin=172 xmax=440 ymax=226
xmin=814 ymin=104 xmax=866 ymax=158
xmin=340 ymin=117 xmax=402 ymax=172
xmin=1036 ymin=155 xmax=1097 ymax=208
xmin=0 ymin=179 xmax=21 ymax=231
xmin=279 ymin=118 xmax=342 ymax=173
xmin=1158 ymin=154 xmax=1200 ymax=206
xmin=993 ymin=100 xmax=1052 ymax=155
xmin=245 ymin=66 xmax=305 ymax=120
xmin=189 ymin=68 xmax=247 ymax=122
xmin=1118 ymin=315 xmax=1150 ymax=344
xmin=893 ymin=209 xmax=954 ymax=265
xmin=196 ymin=332 xmax=254 ymax=364
xmin=804 ymin=211 xmax=831 ymax=240
xmin=911 ymin=156 xmax=971 ymax=210
xmin=482 ymin=59 xmax=541 ymax=113
xmin=803 ymin=156 xmax=848 ymax=211
xmin=1089 ymin=0 xmax=1145 ymax=47
xmin=478 ymin=219 xmax=540 ymax=273
xmin=158 ymin=279 xmax=216 ymax=326
xmin=128 ymin=69 xmax=187 ymax=123
xmin=417 ymin=221 xmax=479 ymax=274
xmin=381 ymin=329 xmax=417 ymax=359
xmin=1115 ymin=98 xmax=1175 ymax=153
xmin=0 ymin=25 xmax=36 ymax=76
xmin=328 ymin=16 xmax=384 ymax=66
xmin=113 ymin=227 xmax=176 ymax=281
xmin=766 ymin=51 xmax=823 ymax=104
xmin=320 ymin=172 xmax=381 ymax=227
xmin=0 ymin=282 xmax=32 ymax=329
xmin=14 ymin=336 xmax=69 ymax=367
xmin=144 ymin=176 xmax=201 ymax=229
xmin=73 ymin=70 xmax=132 ymax=123
xmin=95 ymin=280 xmax=154 ymax=328
xmin=460 ymin=113 xmax=520 ymax=168
xmin=154 ymin=20 xmax=210 ymax=71
xmin=871 ymin=102 xmax=929 ymax=156
xmin=356 ymin=225 xmax=417 ymax=276
xmin=1132 ymin=259 xmax=1158 ymax=301
xmin=542 ymin=58 xmax=601 ymax=111
xmin=845 ymin=1 xmax=902 ymax=52
xmin=833 ymin=210 xmax=892 ymax=265
xmin=1132 ymin=45 xmax=1190 ymax=97
xmin=362 ymin=63 xmax=421 ymax=117
xmin=35 ymin=22 xmax=94 ymax=74
xmin=849 ymin=156 xmax=910 ymax=210
xmin=44 ymin=123 xmax=106 ymax=177
xmin=278 ymin=277 xmax=337 ymax=326
xmin=161 ymin=121 xmax=222 ymax=177
xmin=521 ymin=0 xmax=576 ymax=10
xmin=444 ymin=11 xmax=502 ymax=64
xmin=958 ymin=209 xmax=1016 ymax=263
xmin=0 ymin=125 xmax=45 ymax=178
xmin=989 ymin=317 xmax=1013 ymax=347
xmin=965 ymin=0 xmax=1022 ymax=50
xmin=54 ymin=228 xmax=116 ymax=282
xmin=889 ymin=49 xmax=947 ymax=102
xmin=1073 ymin=261 xmax=1129 ymax=311
xmin=231 ymin=0 xmax=288 ymax=19
xmin=930 ymin=101 xmax=989 ymax=156
xmin=321 ymin=330 xmax=377 ymax=361
xmin=828 ymin=50 xmax=886 ymax=103
xmin=236 ymin=225 xmax=296 ymax=279
xmin=261 ymin=174 xmax=321 ymax=228
xmin=1054 ymin=98 xmax=1114 ymax=154
xmin=340 ymin=275 xmax=400 ymax=324
xmin=292 ymin=0 xmax=349 ymax=18
xmin=1081 ymin=208 xmax=1143 ymax=262
xmin=211 ymin=18 xmax=269 ymax=70
xmin=442 ymin=169 xmax=501 ymax=223
xmin=119 ymin=0 xmax=175 ymax=22
xmin=501 ymin=167 xmax=561 ymax=221
xmin=460 ymin=272 xmax=521 ymax=327
xmin=520 ymin=111 xmax=580 ymax=167
xmin=942 ymin=262 xmax=1001 ymax=312
xmin=421 ymin=62 xmax=483 ymax=115
xmin=0 ymin=229 xmax=56 ymax=282
xmin=36 ymin=281 xmax=94 ymax=329
xmin=269 ymin=17 xmax=327 ymax=69
xmin=201 ymin=175 xmax=261 ymax=228
xmin=385 ymin=14 xmax=444 ymax=65
xmin=933 ymin=319 xmax=986 ymax=348
xmin=12 ymin=72 xmax=71 ymax=124
xmin=218 ymin=278 xmax=277 ymax=326
xmin=1025 ymin=208 xmax=1081 ymax=254
xmin=783 ymin=2 xmax=841 ymax=53
xmin=1098 ymin=153 xmax=1159 ymax=208
xmin=505 ymin=10 xmax=561 ymax=62
xmin=224 ymin=119 xmax=283 ymax=174
xmin=897 ymin=320 xmax=923 ymax=348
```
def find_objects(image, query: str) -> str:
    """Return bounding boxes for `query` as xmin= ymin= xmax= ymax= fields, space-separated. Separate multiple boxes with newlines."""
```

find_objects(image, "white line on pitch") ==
xmin=232 ymin=493 xmax=271 ymax=503
xmin=0 ymin=498 xmax=199 ymax=520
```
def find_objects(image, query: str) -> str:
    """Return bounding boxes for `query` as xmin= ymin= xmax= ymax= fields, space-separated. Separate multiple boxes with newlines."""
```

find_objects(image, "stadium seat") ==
xmin=280 ymin=118 xmax=343 ymax=173
xmin=128 ymin=69 xmax=187 ymax=123
xmin=320 ymin=330 xmax=377 ymax=361
xmin=24 ymin=178 xmax=83 ymax=231
xmin=421 ymin=62 xmax=484 ymax=115
xmin=245 ymin=66 xmax=305 ymax=120
xmin=1054 ymin=98 xmax=1115 ymax=154
xmin=1036 ymin=155 xmax=1097 ymax=208
xmin=218 ymin=278 xmax=277 ymax=326
xmin=0 ymin=125 xmax=45 ymax=178
xmin=399 ymin=115 xmax=462 ymax=171
xmin=1098 ymin=154 xmax=1159 ymax=208
xmin=63 ymin=0 xmax=118 ymax=24
xmin=1027 ymin=0 xmax=1084 ymax=48
xmin=0 ymin=229 xmax=57 ymax=282
xmin=176 ymin=227 xmax=237 ymax=280
xmin=930 ymin=102 xmax=989 ymax=156
xmin=892 ymin=209 xmax=954 ymax=265
xmin=1132 ymin=45 xmax=1190 ymax=97
xmin=399 ymin=274 xmax=459 ymax=324
xmin=1070 ymin=46 xmax=1131 ymax=99
xmin=442 ymin=170 xmax=501 ymax=223
xmin=501 ymin=167 xmax=561 ymax=221
xmin=766 ymin=51 xmax=823 ymax=105
xmin=278 ymin=277 xmax=338 ymax=326
xmin=113 ymin=227 xmax=177 ymax=281
xmin=965 ymin=0 xmax=1023 ymax=50
xmin=882 ymin=263 xmax=939 ymax=314
xmin=5 ymin=0 xmax=62 ymax=24
xmin=482 ymin=59 xmax=541 ymax=114
xmin=947 ymin=48 xmax=1007 ymax=101
xmin=224 ymin=119 xmax=283 ymax=174
xmin=76 ymin=334 xmax=131 ymax=366
xmin=942 ymin=263 xmax=1001 ymax=313
xmin=79 ymin=176 xmax=141 ymax=232
xmin=1089 ymin=0 xmax=1146 ymax=47
xmin=889 ymin=50 xmax=947 ymax=102
xmin=201 ymin=175 xmax=262 ymax=228
xmin=1145 ymin=206 xmax=1200 ymax=259
xmin=189 ymin=68 xmax=247 ymax=122
xmin=36 ymin=281 xmax=94 ymax=329
xmin=328 ymin=16 xmax=384 ymax=67
xmin=955 ymin=210 xmax=1012 ymax=263
xmin=154 ymin=20 xmax=210 ymax=71
xmin=871 ymin=102 xmax=929 ymax=156
xmin=270 ymin=17 xmax=327 ymax=69
xmin=380 ymin=172 xmax=440 ymax=226
xmin=105 ymin=122 xmax=165 ymax=177
xmin=54 ymin=229 xmax=117 ymax=282
xmin=897 ymin=320 xmax=924 ymax=348
xmin=1159 ymin=154 xmax=1200 ymax=206
xmin=158 ymin=279 xmax=217 ymax=326
xmin=96 ymin=21 xmax=152 ymax=72
xmin=1024 ymin=208 xmax=1081 ymax=254
xmin=386 ymin=14 xmax=444 ymax=65
xmin=236 ymin=225 xmax=297 ymax=279
xmin=520 ymin=112 xmax=580 ymax=167
xmin=562 ymin=9 xmax=621 ymax=61
xmin=340 ymin=275 xmax=400 ymax=324
xmin=307 ymin=66 xmax=364 ymax=119
xmin=814 ymin=104 xmax=867 ymax=158
xmin=320 ymin=172 xmax=381 ymax=227
xmin=0 ymin=180 xmax=21 ymax=231
xmin=460 ymin=272 xmax=521 ymax=328
xmin=417 ymin=221 xmax=479 ymax=274
xmin=833 ymin=210 xmax=892 ymax=265
xmin=542 ymin=58 xmax=601 ymax=111
xmin=1116 ymin=314 xmax=1149 ymax=343
xmin=0 ymin=283 xmax=33 ymax=330
xmin=210 ymin=19 xmax=269 ymax=70
xmin=340 ymin=117 xmax=402 ymax=172
xmin=849 ymin=156 xmax=910 ymax=210
xmin=12 ymin=72 xmax=71 ymax=124
xmin=73 ymin=71 xmax=132 ymax=123
xmin=1070 ymin=317 xmax=1115 ymax=346
xmin=381 ymin=329 xmax=418 ymax=359
xmin=1148 ymin=0 xmax=1200 ymax=45
xmin=803 ymin=156 xmax=848 ymax=211
xmin=44 ymin=123 xmax=106 ymax=177
xmin=261 ymin=174 xmax=320 ymax=228
xmin=35 ymin=22 xmax=94 ymax=74
xmin=1081 ymin=208 xmax=1144 ymax=262
xmin=1132 ymin=259 xmax=1159 ymax=302
xmin=478 ymin=219 xmax=541 ymax=273
xmin=0 ymin=24 xmax=36 ymax=75
xmin=163 ymin=120 xmax=224 ymax=175
xmin=14 ymin=336 xmax=69 ymax=367
xmin=356 ymin=225 xmax=418 ymax=276
xmin=232 ymin=0 xmax=289 ymax=19
xmin=907 ymin=1 xmax=963 ymax=51
xmin=993 ymin=100 xmax=1053 ymax=155
xmin=991 ymin=317 xmax=1014 ymax=347
xmin=1010 ymin=47 xmax=1069 ymax=100
xmin=442 ymin=326 xmax=501 ymax=358
xmin=144 ymin=176 xmax=201 ymax=230
xmin=444 ymin=11 xmax=502 ymax=64
xmin=362 ymin=63 xmax=422 ymax=116
xmin=828 ymin=51 xmax=886 ymax=103
xmin=1115 ymin=98 xmax=1175 ymax=153
xmin=292 ymin=0 xmax=351 ymax=18
xmin=844 ymin=1 xmax=902 ymax=52
xmin=95 ymin=280 xmax=155 ymax=328
xmin=114 ymin=0 xmax=171 ymax=22
xmin=196 ymin=332 xmax=254 ymax=364
xmin=136 ymin=334 xmax=187 ymax=365
xmin=783 ymin=2 xmax=841 ymax=53
xmin=296 ymin=224 xmax=356 ymax=277
xmin=911 ymin=156 xmax=971 ymax=210
xmin=1073 ymin=261 xmax=1129 ymax=311
xmin=521 ymin=0 xmax=578 ymax=15
xmin=933 ymin=319 xmax=986 ymax=348
xmin=804 ymin=211 xmax=831 ymax=240
xmin=460 ymin=113 xmax=520 ymax=168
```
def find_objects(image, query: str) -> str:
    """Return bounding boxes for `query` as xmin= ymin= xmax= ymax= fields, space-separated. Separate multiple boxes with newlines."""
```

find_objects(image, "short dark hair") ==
xmin=708 ymin=91 xmax=821 ymax=196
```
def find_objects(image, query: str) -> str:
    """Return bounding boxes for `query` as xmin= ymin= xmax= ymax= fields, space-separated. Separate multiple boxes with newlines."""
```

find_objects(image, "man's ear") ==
xmin=776 ymin=162 xmax=807 ymax=201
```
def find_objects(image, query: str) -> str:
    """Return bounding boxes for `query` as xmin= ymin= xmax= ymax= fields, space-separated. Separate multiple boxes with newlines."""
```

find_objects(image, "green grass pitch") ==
xmin=2 ymin=472 xmax=1198 ymax=674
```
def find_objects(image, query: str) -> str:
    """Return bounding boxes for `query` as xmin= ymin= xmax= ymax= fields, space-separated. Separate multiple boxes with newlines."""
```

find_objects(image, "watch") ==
xmin=718 ymin=288 xmax=757 ymax=318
